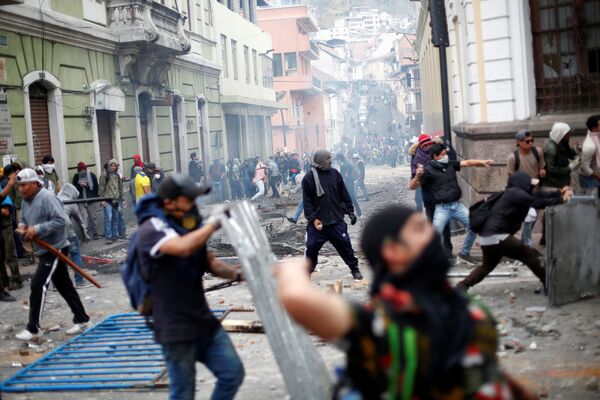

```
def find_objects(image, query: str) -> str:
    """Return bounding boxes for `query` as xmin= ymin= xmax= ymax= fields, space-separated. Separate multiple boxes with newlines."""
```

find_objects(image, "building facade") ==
xmin=0 ymin=0 xmax=223 ymax=183
xmin=258 ymin=4 xmax=324 ymax=154
xmin=417 ymin=0 xmax=600 ymax=202
xmin=213 ymin=0 xmax=280 ymax=161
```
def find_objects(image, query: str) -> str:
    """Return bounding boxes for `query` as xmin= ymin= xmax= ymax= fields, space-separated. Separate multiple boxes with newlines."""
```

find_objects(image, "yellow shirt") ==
xmin=135 ymin=173 xmax=151 ymax=201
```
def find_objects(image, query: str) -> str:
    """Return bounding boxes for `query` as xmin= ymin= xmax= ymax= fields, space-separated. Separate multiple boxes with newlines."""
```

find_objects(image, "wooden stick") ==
xmin=33 ymin=238 xmax=102 ymax=288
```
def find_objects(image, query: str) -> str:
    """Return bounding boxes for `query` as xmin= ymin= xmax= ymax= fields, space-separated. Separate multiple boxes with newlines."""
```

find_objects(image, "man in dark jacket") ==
xmin=72 ymin=162 xmax=99 ymax=240
xmin=456 ymin=172 xmax=572 ymax=290
xmin=303 ymin=150 xmax=363 ymax=280
xmin=409 ymin=144 xmax=494 ymax=264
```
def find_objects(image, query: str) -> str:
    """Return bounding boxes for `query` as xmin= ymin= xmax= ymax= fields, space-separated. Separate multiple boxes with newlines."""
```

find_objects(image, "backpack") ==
xmin=121 ymin=230 xmax=153 ymax=316
xmin=469 ymin=192 xmax=504 ymax=234
xmin=513 ymin=147 xmax=540 ymax=172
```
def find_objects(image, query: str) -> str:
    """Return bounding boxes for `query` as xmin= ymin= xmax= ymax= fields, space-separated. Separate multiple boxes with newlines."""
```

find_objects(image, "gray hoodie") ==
xmin=58 ymin=183 xmax=86 ymax=239
xmin=19 ymin=187 xmax=69 ymax=255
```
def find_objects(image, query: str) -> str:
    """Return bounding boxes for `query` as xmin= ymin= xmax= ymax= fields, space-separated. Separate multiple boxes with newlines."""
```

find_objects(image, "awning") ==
xmin=91 ymin=80 xmax=125 ymax=112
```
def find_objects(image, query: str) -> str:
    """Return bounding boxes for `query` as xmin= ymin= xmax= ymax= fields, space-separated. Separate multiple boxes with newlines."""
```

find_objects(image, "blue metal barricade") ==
xmin=1 ymin=310 xmax=230 ymax=393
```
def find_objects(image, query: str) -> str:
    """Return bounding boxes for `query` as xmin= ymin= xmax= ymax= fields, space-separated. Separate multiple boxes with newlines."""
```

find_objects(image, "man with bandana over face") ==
xmin=275 ymin=205 xmax=537 ymax=400
xmin=302 ymin=150 xmax=363 ymax=280
xmin=136 ymin=175 xmax=244 ymax=400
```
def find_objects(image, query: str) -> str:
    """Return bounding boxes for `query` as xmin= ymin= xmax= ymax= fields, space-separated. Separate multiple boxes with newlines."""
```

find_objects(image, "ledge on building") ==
xmin=453 ymin=112 xmax=592 ymax=140
xmin=220 ymin=95 xmax=288 ymax=110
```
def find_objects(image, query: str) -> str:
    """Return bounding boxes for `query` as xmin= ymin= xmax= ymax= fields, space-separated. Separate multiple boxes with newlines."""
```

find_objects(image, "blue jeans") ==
xmin=68 ymin=235 xmax=84 ymax=285
xmin=293 ymin=200 xmax=304 ymax=221
xmin=433 ymin=201 xmax=476 ymax=256
xmin=161 ymin=327 xmax=244 ymax=400
xmin=579 ymin=174 xmax=600 ymax=197
xmin=103 ymin=202 xmax=126 ymax=240
xmin=415 ymin=186 xmax=423 ymax=212
xmin=521 ymin=221 xmax=534 ymax=247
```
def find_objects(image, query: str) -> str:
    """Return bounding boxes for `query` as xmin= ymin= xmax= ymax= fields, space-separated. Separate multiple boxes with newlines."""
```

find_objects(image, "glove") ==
xmin=349 ymin=213 xmax=358 ymax=225
xmin=205 ymin=215 xmax=222 ymax=230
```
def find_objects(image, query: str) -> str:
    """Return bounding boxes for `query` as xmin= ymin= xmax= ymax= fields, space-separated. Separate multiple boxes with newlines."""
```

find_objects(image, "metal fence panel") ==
xmin=546 ymin=199 xmax=600 ymax=306
xmin=216 ymin=201 xmax=332 ymax=400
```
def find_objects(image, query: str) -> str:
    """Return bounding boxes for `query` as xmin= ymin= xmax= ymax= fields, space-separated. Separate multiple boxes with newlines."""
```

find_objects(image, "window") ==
xmin=231 ymin=39 xmax=238 ymax=80
xmin=252 ymin=49 xmax=259 ymax=85
xmin=292 ymin=100 xmax=302 ymax=121
xmin=530 ymin=0 xmax=600 ymax=112
xmin=221 ymin=35 xmax=228 ymax=78
xmin=284 ymin=52 xmax=298 ymax=76
xmin=273 ymin=53 xmax=283 ymax=77
xmin=301 ymin=57 xmax=310 ymax=75
xmin=244 ymin=45 xmax=250 ymax=83
xmin=262 ymin=55 xmax=274 ymax=88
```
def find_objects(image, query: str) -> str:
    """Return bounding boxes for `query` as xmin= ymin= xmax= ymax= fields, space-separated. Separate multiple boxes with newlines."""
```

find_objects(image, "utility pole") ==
xmin=428 ymin=0 xmax=452 ymax=148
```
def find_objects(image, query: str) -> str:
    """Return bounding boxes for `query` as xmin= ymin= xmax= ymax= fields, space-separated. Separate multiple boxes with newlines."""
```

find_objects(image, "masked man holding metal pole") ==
xmin=14 ymin=168 xmax=90 ymax=341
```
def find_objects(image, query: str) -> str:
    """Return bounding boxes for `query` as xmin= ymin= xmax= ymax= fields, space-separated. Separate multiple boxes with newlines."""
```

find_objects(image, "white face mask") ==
xmin=42 ymin=164 xmax=55 ymax=174
xmin=437 ymin=155 xmax=449 ymax=164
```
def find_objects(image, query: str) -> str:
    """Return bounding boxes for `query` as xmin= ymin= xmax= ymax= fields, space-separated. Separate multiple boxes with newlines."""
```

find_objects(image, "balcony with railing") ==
xmin=106 ymin=0 xmax=191 ymax=56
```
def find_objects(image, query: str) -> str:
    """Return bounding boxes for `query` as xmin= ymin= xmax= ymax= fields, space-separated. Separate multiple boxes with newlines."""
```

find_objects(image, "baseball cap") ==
xmin=16 ymin=168 xmax=43 ymax=185
xmin=157 ymin=174 xmax=211 ymax=200
xmin=145 ymin=162 xmax=156 ymax=170
xmin=515 ymin=129 xmax=532 ymax=141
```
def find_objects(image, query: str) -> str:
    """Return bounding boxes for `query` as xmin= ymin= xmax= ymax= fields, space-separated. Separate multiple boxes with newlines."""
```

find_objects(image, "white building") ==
xmin=417 ymin=0 xmax=600 ymax=200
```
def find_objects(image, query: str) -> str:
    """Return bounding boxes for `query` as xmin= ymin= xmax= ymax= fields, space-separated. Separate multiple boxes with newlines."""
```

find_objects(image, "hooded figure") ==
xmin=276 ymin=206 xmax=535 ymax=399
xmin=457 ymin=172 xmax=571 ymax=290
xmin=57 ymin=183 xmax=87 ymax=240
xmin=311 ymin=150 xmax=332 ymax=197
xmin=544 ymin=122 xmax=576 ymax=188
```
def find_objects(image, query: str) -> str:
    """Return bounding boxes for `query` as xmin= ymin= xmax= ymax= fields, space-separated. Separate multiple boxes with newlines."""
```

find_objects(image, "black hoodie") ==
xmin=480 ymin=172 xmax=563 ymax=236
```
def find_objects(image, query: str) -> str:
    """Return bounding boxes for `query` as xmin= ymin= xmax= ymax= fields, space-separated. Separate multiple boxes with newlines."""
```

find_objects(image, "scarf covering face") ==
xmin=311 ymin=150 xmax=332 ymax=198
xmin=361 ymin=206 xmax=473 ymax=386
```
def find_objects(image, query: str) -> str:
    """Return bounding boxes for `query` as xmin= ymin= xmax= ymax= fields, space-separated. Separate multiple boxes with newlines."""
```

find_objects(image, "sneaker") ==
xmin=105 ymin=239 xmax=115 ymax=245
xmin=92 ymin=234 xmax=100 ymax=241
xmin=75 ymin=281 xmax=93 ymax=289
xmin=351 ymin=269 xmax=364 ymax=280
xmin=286 ymin=217 xmax=297 ymax=224
xmin=66 ymin=321 xmax=91 ymax=335
xmin=16 ymin=329 xmax=39 ymax=341
xmin=118 ymin=235 xmax=128 ymax=241
xmin=457 ymin=253 xmax=480 ymax=265
xmin=0 ymin=290 xmax=16 ymax=302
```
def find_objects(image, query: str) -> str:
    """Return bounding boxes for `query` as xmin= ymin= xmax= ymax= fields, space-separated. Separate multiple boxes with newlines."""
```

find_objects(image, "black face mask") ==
xmin=371 ymin=232 xmax=449 ymax=296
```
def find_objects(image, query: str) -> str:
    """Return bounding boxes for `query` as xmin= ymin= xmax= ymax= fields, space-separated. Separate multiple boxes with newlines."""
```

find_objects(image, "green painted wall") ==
xmin=0 ymin=28 xmax=221 ymax=175
xmin=51 ymin=0 xmax=84 ymax=20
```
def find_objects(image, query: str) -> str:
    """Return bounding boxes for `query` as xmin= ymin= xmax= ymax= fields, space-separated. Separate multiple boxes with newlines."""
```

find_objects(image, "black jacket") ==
xmin=419 ymin=160 xmax=462 ymax=205
xmin=72 ymin=171 xmax=99 ymax=199
xmin=302 ymin=168 xmax=353 ymax=226
xmin=481 ymin=172 xmax=563 ymax=236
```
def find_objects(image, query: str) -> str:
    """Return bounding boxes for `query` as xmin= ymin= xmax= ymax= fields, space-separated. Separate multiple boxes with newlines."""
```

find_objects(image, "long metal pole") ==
xmin=280 ymin=109 xmax=287 ymax=150
xmin=438 ymin=46 xmax=452 ymax=148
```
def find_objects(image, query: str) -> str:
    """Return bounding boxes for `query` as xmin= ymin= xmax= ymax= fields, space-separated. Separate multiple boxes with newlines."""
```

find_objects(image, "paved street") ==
xmin=1 ymin=165 xmax=599 ymax=399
